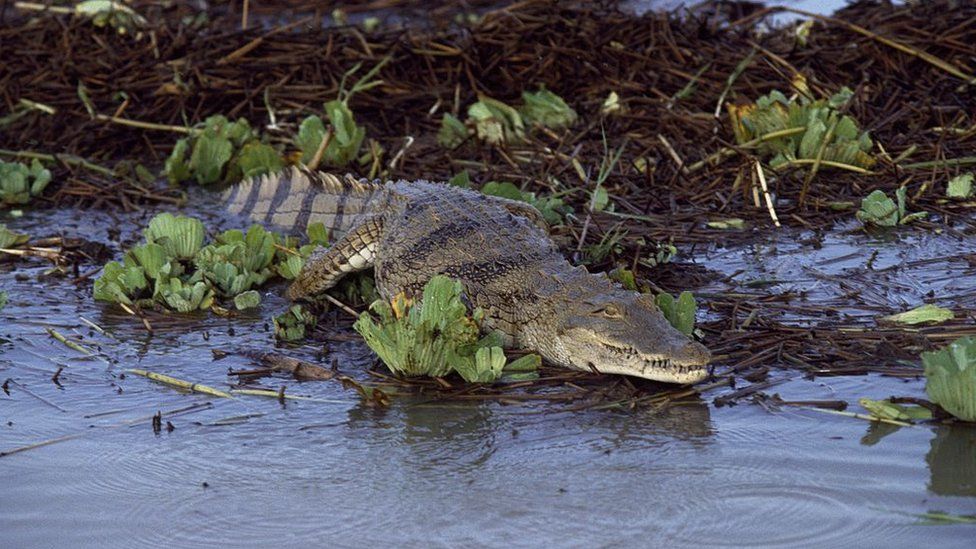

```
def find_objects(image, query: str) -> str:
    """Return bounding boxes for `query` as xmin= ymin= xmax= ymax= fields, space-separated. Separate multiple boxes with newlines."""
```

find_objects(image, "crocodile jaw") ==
xmin=539 ymin=291 xmax=712 ymax=385
xmin=584 ymin=345 xmax=711 ymax=384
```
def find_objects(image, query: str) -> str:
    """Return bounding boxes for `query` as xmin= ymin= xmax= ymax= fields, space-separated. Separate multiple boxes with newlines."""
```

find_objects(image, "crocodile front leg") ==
xmin=287 ymin=216 xmax=384 ymax=301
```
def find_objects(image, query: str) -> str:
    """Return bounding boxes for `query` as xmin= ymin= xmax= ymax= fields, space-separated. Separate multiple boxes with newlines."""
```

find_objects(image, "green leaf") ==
xmin=164 ymin=138 xmax=193 ymax=185
xmin=455 ymin=346 xmax=506 ymax=383
xmin=438 ymin=113 xmax=469 ymax=149
xmin=0 ymin=224 xmax=29 ymax=248
xmin=947 ymin=173 xmax=974 ymax=199
xmin=274 ymin=304 xmax=317 ymax=341
xmin=145 ymin=213 xmax=205 ymax=260
xmin=1 ymin=159 xmax=50 ymax=206
xmin=656 ymin=291 xmax=697 ymax=336
xmin=706 ymin=218 xmax=747 ymax=230
xmin=27 ymin=159 xmax=51 ymax=196
xmin=297 ymin=115 xmax=327 ymax=164
xmin=322 ymin=99 xmax=366 ymax=167
xmin=93 ymin=261 xmax=148 ymax=305
xmin=799 ymin=118 xmax=827 ymax=159
xmin=189 ymin=134 xmax=233 ymax=185
xmin=125 ymin=243 xmax=171 ymax=280
xmin=447 ymin=170 xmax=471 ymax=188
xmin=234 ymin=290 xmax=261 ymax=310
xmin=882 ymin=304 xmax=954 ymax=325
xmin=921 ymin=336 xmax=976 ymax=421
xmin=156 ymin=277 xmax=214 ymax=312
xmin=237 ymin=142 xmax=284 ymax=179
xmin=276 ymin=254 xmax=304 ymax=280
xmin=0 ymin=290 xmax=8 ymax=311
xmin=856 ymin=190 xmax=899 ymax=227
xmin=609 ymin=268 xmax=638 ymax=291
xmin=504 ymin=354 xmax=541 ymax=372
xmin=592 ymin=186 xmax=609 ymax=211
xmin=519 ymin=87 xmax=577 ymax=130
xmin=353 ymin=275 xmax=509 ymax=381
xmin=306 ymin=222 xmax=329 ymax=246
xmin=858 ymin=398 xmax=932 ymax=421
xmin=467 ymin=96 xmax=525 ymax=145
xmin=480 ymin=181 xmax=524 ymax=201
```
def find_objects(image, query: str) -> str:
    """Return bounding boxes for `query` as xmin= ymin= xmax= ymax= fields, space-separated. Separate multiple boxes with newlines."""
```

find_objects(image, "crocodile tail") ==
xmin=221 ymin=166 xmax=384 ymax=237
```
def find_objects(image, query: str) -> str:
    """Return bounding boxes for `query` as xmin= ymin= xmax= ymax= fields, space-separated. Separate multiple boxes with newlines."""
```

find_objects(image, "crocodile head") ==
xmin=548 ymin=290 xmax=711 ymax=384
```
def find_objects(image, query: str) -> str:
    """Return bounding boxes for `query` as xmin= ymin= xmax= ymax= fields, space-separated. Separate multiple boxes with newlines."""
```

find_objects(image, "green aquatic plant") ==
xmin=93 ymin=260 xmax=148 ymax=306
xmin=480 ymin=181 xmax=571 ymax=225
xmin=882 ymin=304 xmax=953 ymax=325
xmin=155 ymin=276 xmax=214 ymax=313
xmin=233 ymin=290 xmax=261 ymax=310
xmin=296 ymin=100 xmax=366 ymax=167
xmin=164 ymin=115 xmax=283 ymax=185
xmin=194 ymin=226 xmax=277 ymax=297
xmin=274 ymin=304 xmax=317 ymax=341
xmin=0 ymin=224 xmax=29 ymax=248
xmin=0 ymin=290 xmax=8 ymax=311
xmin=856 ymin=188 xmax=927 ymax=227
xmin=922 ymin=336 xmax=976 ymax=422
xmin=0 ymin=159 xmax=51 ymax=206
xmin=353 ymin=275 xmax=538 ymax=382
xmin=727 ymin=87 xmax=876 ymax=171
xmin=440 ymin=88 xmax=575 ymax=148
xmin=95 ymin=213 xmax=322 ymax=313
xmin=520 ymin=87 xmax=578 ymax=130
xmin=858 ymin=398 xmax=932 ymax=421
xmin=946 ymin=173 xmax=974 ymax=199
xmin=655 ymin=291 xmax=697 ymax=337
xmin=468 ymin=96 xmax=526 ymax=145
xmin=145 ymin=213 xmax=205 ymax=260
xmin=438 ymin=114 xmax=469 ymax=149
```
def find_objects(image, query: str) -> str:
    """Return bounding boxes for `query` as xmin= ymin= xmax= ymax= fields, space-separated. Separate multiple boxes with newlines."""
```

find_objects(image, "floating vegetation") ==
xmin=655 ymin=291 xmax=697 ymax=336
xmin=922 ymin=336 xmax=976 ymax=422
xmin=15 ymin=1 xmax=147 ymax=35
xmin=164 ymin=115 xmax=283 ymax=186
xmin=296 ymin=100 xmax=366 ymax=168
xmin=440 ymin=88 xmax=576 ymax=148
xmin=437 ymin=113 xmax=469 ymax=149
xmin=468 ymin=96 xmax=526 ymax=145
xmin=274 ymin=304 xmax=317 ymax=342
xmin=480 ymin=181 xmax=571 ymax=225
xmin=882 ymin=304 xmax=954 ymax=325
xmin=640 ymin=239 xmax=678 ymax=268
xmin=519 ymin=87 xmax=578 ymax=130
xmin=946 ymin=173 xmax=974 ymax=199
xmin=0 ymin=159 xmax=51 ymax=206
xmin=728 ymin=87 xmax=876 ymax=172
xmin=0 ymin=290 xmax=6 ymax=311
xmin=856 ymin=188 xmax=927 ymax=227
xmin=706 ymin=218 xmax=747 ymax=230
xmin=94 ymin=213 xmax=318 ymax=313
xmin=0 ymin=224 xmax=29 ymax=248
xmin=353 ymin=276 xmax=538 ymax=383
xmin=858 ymin=398 xmax=932 ymax=421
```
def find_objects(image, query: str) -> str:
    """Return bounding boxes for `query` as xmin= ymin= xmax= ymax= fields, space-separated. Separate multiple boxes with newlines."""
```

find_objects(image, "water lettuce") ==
xmin=0 ymin=159 xmax=51 ymax=206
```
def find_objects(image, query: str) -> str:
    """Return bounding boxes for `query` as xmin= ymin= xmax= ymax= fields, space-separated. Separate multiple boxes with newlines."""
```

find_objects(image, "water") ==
xmin=2 ymin=192 xmax=974 ymax=547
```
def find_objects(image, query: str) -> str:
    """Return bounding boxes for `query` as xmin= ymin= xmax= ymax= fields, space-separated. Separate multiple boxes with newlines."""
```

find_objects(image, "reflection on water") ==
xmin=927 ymin=425 xmax=976 ymax=498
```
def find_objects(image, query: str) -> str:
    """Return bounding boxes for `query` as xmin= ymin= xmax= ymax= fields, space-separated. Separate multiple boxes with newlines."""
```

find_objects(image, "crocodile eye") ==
xmin=602 ymin=304 xmax=623 ymax=318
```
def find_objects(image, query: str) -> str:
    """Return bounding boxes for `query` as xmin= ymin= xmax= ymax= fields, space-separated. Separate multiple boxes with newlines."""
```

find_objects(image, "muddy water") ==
xmin=1 ymin=195 xmax=974 ymax=548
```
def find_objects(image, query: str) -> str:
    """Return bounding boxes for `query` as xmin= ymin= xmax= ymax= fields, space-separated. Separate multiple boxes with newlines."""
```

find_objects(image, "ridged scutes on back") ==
xmin=222 ymin=166 xmax=386 ymax=236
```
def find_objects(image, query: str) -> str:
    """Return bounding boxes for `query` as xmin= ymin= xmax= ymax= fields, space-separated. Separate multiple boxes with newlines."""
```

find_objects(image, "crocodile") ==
xmin=223 ymin=166 xmax=711 ymax=384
